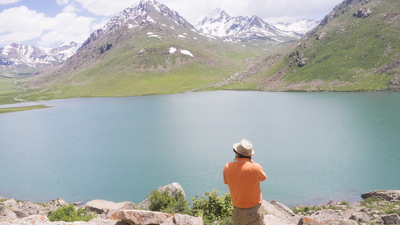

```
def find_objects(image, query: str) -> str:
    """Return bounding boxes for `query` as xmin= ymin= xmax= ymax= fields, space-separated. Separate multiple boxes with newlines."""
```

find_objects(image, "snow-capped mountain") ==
xmin=80 ymin=0 xmax=193 ymax=49
xmin=195 ymin=9 xmax=301 ymax=42
xmin=269 ymin=19 xmax=321 ymax=35
xmin=0 ymin=42 xmax=78 ymax=69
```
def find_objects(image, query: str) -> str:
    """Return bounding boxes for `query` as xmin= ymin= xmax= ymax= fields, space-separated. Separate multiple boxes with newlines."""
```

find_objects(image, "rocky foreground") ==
xmin=1 ymin=183 xmax=400 ymax=225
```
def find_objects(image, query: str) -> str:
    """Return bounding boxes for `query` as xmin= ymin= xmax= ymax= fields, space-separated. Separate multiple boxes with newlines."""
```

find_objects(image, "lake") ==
xmin=1 ymin=91 xmax=400 ymax=207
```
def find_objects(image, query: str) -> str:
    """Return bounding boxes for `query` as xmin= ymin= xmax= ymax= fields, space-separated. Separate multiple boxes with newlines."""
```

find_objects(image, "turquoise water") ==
xmin=1 ymin=91 xmax=400 ymax=206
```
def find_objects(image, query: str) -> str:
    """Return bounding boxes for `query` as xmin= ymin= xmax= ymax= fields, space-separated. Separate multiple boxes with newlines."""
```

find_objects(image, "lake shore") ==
xmin=1 ymin=184 xmax=400 ymax=225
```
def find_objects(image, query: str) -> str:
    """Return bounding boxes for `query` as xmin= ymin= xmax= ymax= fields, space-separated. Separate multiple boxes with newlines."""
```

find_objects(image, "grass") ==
xmin=0 ymin=105 xmax=52 ymax=114
xmin=249 ymin=0 xmax=400 ymax=91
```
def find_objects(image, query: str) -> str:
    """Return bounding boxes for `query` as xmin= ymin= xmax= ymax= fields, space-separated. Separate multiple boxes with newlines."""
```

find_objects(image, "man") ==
xmin=223 ymin=139 xmax=267 ymax=225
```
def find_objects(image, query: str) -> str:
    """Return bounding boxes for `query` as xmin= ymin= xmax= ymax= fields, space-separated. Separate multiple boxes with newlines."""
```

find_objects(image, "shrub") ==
xmin=148 ymin=189 xmax=190 ymax=214
xmin=360 ymin=197 xmax=382 ymax=206
xmin=191 ymin=189 xmax=233 ymax=225
xmin=48 ymin=204 xmax=94 ymax=222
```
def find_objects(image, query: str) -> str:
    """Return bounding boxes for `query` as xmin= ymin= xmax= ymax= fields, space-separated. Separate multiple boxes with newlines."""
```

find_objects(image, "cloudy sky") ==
xmin=0 ymin=0 xmax=343 ymax=49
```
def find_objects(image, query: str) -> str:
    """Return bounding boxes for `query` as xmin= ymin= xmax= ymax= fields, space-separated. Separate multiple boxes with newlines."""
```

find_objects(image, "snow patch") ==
xmin=178 ymin=35 xmax=186 ymax=38
xmin=128 ymin=24 xmax=137 ymax=29
xmin=169 ymin=47 xmax=177 ymax=54
xmin=180 ymin=50 xmax=193 ymax=57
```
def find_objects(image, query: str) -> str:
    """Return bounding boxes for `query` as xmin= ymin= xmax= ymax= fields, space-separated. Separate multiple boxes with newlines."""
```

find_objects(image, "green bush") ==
xmin=191 ymin=189 xmax=233 ymax=225
xmin=48 ymin=204 xmax=94 ymax=222
xmin=148 ymin=189 xmax=190 ymax=214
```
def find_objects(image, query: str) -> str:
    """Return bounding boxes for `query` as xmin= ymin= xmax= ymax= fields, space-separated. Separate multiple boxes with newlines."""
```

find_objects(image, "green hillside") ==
xmin=224 ymin=0 xmax=400 ymax=92
xmin=15 ymin=21 xmax=269 ymax=102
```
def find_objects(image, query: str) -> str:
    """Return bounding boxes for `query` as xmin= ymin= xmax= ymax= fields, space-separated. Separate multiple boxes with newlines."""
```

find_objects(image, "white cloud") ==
xmin=56 ymin=0 xmax=70 ymax=5
xmin=158 ymin=0 xmax=343 ymax=24
xmin=0 ymin=6 xmax=95 ymax=48
xmin=38 ymin=12 xmax=95 ymax=48
xmin=0 ymin=0 xmax=20 ymax=5
xmin=72 ymin=0 xmax=134 ymax=16
xmin=0 ymin=7 xmax=50 ymax=43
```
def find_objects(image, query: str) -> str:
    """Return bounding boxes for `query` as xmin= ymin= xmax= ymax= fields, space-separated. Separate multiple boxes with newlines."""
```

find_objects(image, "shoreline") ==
xmin=1 ymin=185 xmax=400 ymax=225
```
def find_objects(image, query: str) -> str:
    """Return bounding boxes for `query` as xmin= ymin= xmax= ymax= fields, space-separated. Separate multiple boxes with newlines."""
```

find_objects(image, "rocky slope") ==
xmin=1 ymin=183 xmax=400 ymax=225
xmin=223 ymin=0 xmax=400 ymax=92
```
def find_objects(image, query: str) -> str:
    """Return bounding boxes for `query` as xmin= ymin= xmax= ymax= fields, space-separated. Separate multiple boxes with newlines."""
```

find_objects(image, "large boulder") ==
xmin=361 ymin=190 xmax=400 ymax=201
xmin=84 ymin=199 xmax=135 ymax=217
xmin=110 ymin=210 xmax=173 ymax=224
xmin=138 ymin=183 xmax=186 ymax=210
xmin=0 ymin=205 xmax=18 ymax=221
xmin=310 ymin=209 xmax=343 ymax=221
xmin=381 ymin=213 xmax=400 ymax=225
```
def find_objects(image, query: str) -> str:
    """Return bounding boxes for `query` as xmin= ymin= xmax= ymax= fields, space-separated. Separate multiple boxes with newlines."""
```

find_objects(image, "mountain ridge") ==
xmin=0 ymin=42 xmax=78 ymax=69
xmin=196 ymin=8 xmax=301 ymax=43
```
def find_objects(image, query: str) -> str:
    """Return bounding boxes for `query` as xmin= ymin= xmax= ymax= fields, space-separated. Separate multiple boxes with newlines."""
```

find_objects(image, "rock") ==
xmin=0 ymin=215 xmax=123 ymax=225
xmin=265 ymin=214 xmax=297 ymax=225
xmin=138 ymin=182 xmax=185 ymax=210
xmin=321 ymin=219 xmax=358 ymax=225
xmin=349 ymin=211 xmax=370 ymax=223
xmin=48 ymin=199 xmax=68 ymax=210
xmin=361 ymin=190 xmax=400 ymax=201
xmin=310 ymin=209 xmax=343 ymax=221
xmin=110 ymin=210 xmax=173 ymax=225
xmin=354 ymin=8 xmax=372 ymax=18
xmin=271 ymin=200 xmax=296 ymax=217
xmin=84 ymin=199 xmax=135 ymax=216
xmin=3 ymin=198 xmax=19 ymax=211
xmin=382 ymin=213 xmax=400 ymax=225
xmin=173 ymin=213 xmax=203 ymax=225
xmin=0 ymin=205 xmax=18 ymax=221
xmin=297 ymin=217 xmax=322 ymax=225
xmin=316 ymin=32 xmax=326 ymax=40
xmin=159 ymin=182 xmax=186 ymax=198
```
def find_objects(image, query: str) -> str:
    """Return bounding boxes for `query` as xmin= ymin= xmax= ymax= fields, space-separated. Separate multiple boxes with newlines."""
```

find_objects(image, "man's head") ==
xmin=233 ymin=139 xmax=254 ymax=157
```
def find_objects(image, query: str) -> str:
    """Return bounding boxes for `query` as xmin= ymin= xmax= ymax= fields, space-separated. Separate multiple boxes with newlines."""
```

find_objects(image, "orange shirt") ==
xmin=223 ymin=158 xmax=267 ymax=208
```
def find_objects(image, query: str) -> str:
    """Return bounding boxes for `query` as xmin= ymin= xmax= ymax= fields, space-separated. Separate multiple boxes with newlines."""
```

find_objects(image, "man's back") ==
xmin=223 ymin=158 xmax=267 ymax=208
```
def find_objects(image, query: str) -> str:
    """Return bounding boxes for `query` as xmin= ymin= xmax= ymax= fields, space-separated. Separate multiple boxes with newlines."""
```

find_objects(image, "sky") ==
xmin=0 ymin=0 xmax=343 ymax=49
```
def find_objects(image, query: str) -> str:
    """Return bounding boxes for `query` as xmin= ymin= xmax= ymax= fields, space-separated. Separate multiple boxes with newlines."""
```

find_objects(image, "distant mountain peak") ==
xmin=0 ymin=42 xmax=78 ymax=69
xmin=196 ymin=9 xmax=301 ymax=42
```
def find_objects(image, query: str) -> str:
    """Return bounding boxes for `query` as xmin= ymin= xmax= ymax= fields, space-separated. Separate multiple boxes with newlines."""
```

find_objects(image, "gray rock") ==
xmin=361 ymin=190 xmax=400 ymax=202
xmin=271 ymin=200 xmax=296 ymax=217
xmin=265 ymin=214 xmax=297 ymax=225
xmin=382 ymin=213 xmax=400 ymax=225
xmin=0 ymin=205 xmax=17 ymax=221
xmin=310 ymin=209 xmax=343 ymax=221
xmin=322 ymin=219 xmax=358 ymax=225
xmin=84 ymin=199 xmax=135 ymax=217
xmin=173 ymin=213 xmax=203 ymax=225
xmin=0 ymin=215 xmax=122 ymax=225
xmin=349 ymin=211 xmax=370 ymax=223
xmin=354 ymin=8 xmax=372 ymax=18
xmin=110 ymin=210 xmax=173 ymax=225
xmin=4 ymin=199 xmax=19 ymax=211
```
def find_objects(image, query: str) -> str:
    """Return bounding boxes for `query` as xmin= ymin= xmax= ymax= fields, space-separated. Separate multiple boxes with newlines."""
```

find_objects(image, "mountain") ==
xmin=23 ymin=0 xmax=259 ymax=100
xmin=221 ymin=0 xmax=400 ymax=92
xmin=0 ymin=42 xmax=78 ymax=69
xmin=269 ymin=19 xmax=321 ymax=35
xmin=195 ymin=9 xmax=301 ymax=43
